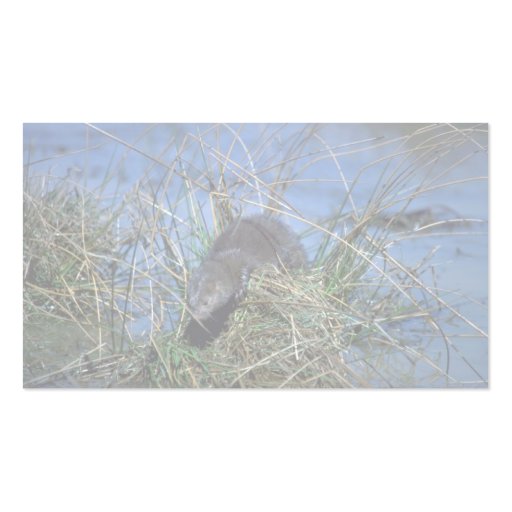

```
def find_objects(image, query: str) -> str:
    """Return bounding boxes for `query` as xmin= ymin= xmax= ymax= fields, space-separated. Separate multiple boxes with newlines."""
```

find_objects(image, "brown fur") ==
xmin=186 ymin=215 xmax=306 ymax=346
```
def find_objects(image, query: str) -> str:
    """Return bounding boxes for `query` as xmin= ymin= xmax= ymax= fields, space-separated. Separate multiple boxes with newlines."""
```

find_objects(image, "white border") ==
xmin=2 ymin=1 xmax=508 ymax=511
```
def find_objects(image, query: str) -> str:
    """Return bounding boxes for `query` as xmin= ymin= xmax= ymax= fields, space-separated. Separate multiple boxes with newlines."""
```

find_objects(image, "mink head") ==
xmin=187 ymin=260 xmax=239 ymax=320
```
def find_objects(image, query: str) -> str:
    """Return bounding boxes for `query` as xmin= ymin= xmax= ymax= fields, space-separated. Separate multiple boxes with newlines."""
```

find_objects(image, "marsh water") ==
xmin=23 ymin=123 xmax=488 ymax=387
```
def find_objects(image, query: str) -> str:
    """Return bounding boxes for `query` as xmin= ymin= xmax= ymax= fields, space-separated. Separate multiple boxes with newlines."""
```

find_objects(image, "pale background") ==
xmin=2 ymin=1 xmax=509 ymax=511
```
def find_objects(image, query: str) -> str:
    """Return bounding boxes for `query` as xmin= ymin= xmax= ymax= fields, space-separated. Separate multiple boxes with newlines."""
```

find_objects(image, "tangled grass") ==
xmin=23 ymin=123 xmax=488 ymax=388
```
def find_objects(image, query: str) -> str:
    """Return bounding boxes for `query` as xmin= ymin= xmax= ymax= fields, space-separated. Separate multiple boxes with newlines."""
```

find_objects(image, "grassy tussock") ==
xmin=24 ymin=180 xmax=115 ymax=321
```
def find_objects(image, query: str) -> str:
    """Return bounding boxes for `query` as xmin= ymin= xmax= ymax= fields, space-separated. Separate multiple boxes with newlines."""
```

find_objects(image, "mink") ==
xmin=185 ymin=215 xmax=306 ymax=347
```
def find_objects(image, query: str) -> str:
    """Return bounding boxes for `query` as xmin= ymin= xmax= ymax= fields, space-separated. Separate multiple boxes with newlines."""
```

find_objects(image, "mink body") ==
xmin=185 ymin=215 xmax=306 ymax=346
